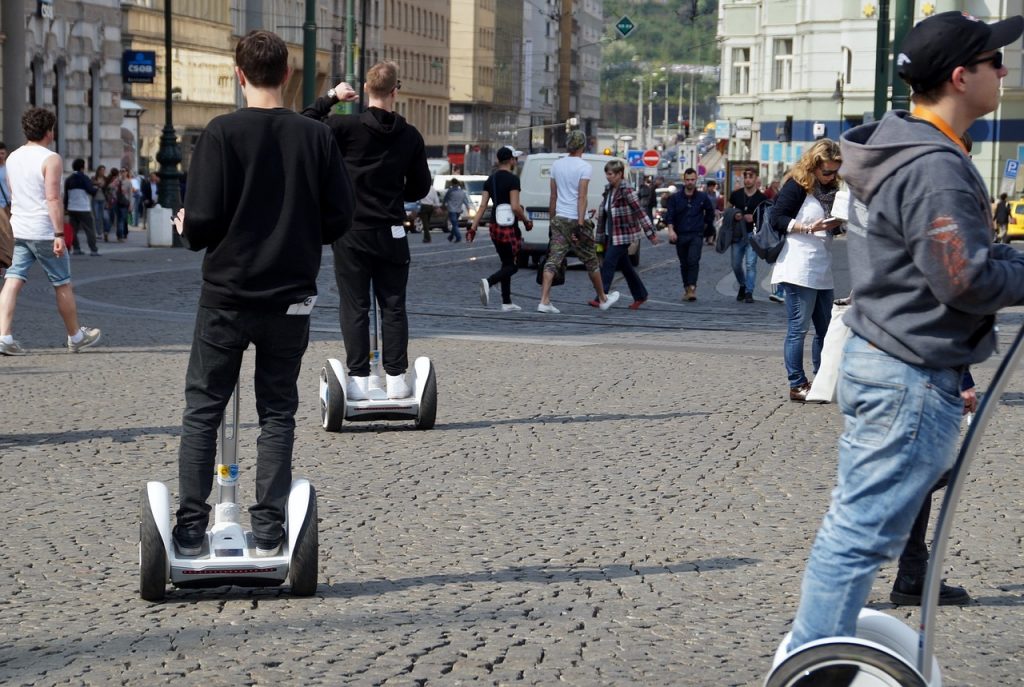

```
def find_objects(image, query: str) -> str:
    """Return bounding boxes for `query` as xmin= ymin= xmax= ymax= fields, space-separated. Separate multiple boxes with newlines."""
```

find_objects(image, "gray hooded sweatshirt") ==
xmin=839 ymin=110 xmax=1024 ymax=367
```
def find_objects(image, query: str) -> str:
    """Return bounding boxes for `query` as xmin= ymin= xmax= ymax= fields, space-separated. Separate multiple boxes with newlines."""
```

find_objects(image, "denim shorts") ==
xmin=5 ymin=239 xmax=72 ymax=286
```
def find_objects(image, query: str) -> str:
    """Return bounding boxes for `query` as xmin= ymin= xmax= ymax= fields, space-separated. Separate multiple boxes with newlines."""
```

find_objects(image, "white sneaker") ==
xmin=346 ymin=375 xmax=369 ymax=400
xmin=501 ymin=303 xmax=522 ymax=312
xmin=598 ymin=291 xmax=620 ymax=311
xmin=537 ymin=302 xmax=560 ymax=314
xmin=479 ymin=278 xmax=490 ymax=306
xmin=68 ymin=326 xmax=101 ymax=353
xmin=386 ymin=373 xmax=412 ymax=399
xmin=254 ymin=542 xmax=281 ymax=557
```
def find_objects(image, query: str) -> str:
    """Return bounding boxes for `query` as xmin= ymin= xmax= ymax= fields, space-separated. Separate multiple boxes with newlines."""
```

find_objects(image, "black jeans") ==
xmin=897 ymin=472 xmax=950 ymax=576
xmin=674 ymin=232 xmax=703 ymax=287
xmin=173 ymin=306 xmax=310 ymax=548
xmin=332 ymin=228 xmax=411 ymax=376
xmin=68 ymin=210 xmax=97 ymax=253
xmin=487 ymin=240 xmax=519 ymax=304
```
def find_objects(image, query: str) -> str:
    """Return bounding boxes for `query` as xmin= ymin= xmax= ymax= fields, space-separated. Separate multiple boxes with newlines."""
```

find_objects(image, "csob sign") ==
xmin=123 ymin=51 xmax=157 ymax=84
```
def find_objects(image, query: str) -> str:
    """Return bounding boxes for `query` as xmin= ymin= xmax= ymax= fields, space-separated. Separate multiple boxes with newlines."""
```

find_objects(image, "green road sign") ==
xmin=615 ymin=15 xmax=636 ymax=39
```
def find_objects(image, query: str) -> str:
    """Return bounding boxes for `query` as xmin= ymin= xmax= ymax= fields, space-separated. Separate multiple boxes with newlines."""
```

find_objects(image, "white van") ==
xmin=518 ymin=152 xmax=638 ymax=267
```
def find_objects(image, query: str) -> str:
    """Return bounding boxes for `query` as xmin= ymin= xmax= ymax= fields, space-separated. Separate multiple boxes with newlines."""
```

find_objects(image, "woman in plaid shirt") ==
xmin=595 ymin=159 xmax=659 ymax=309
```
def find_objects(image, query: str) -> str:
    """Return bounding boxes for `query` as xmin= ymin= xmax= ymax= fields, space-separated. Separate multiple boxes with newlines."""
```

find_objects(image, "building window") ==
xmin=731 ymin=47 xmax=750 ymax=95
xmin=772 ymin=38 xmax=793 ymax=91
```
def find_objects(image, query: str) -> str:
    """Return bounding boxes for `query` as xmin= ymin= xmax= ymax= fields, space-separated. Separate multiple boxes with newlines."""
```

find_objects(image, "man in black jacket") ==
xmin=302 ymin=61 xmax=431 ymax=400
xmin=171 ymin=30 xmax=354 ymax=557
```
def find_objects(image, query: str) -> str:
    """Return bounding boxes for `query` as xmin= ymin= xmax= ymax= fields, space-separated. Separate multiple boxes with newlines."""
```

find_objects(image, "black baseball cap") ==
xmin=496 ymin=146 xmax=515 ymax=162
xmin=897 ymin=11 xmax=1023 ymax=92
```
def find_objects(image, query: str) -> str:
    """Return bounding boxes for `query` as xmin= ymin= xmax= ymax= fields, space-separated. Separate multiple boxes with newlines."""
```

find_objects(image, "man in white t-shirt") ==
xmin=537 ymin=130 xmax=619 ymax=313
xmin=0 ymin=108 xmax=101 ymax=356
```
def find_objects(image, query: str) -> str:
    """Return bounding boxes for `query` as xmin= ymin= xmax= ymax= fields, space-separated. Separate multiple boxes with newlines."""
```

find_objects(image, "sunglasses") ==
xmin=967 ymin=51 xmax=1003 ymax=70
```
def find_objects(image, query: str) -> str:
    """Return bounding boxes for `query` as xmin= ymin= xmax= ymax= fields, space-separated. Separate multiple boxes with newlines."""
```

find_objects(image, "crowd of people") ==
xmin=3 ymin=17 xmax=1023 ymax=669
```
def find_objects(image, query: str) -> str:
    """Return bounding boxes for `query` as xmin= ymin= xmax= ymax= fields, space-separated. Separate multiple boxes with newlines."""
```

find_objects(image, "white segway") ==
xmin=765 ymin=324 xmax=1024 ymax=686
xmin=139 ymin=382 xmax=318 ymax=601
xmin=320 ymin=287 xmax=437 ymax=431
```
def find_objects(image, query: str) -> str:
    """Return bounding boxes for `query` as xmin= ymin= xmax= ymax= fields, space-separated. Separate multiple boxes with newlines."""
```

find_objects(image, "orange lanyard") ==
xmin=911 ymin=106 xmax=968 ymax=154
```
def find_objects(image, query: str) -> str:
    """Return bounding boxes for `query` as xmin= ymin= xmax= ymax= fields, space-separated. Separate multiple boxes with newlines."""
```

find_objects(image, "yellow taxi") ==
xmin=1002 ymin=199 xmax=1024 ymax=242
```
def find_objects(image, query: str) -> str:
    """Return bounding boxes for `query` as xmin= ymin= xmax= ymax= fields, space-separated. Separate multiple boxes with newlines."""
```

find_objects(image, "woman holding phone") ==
xmin=770 ymin=138 xmax=844 ymax=402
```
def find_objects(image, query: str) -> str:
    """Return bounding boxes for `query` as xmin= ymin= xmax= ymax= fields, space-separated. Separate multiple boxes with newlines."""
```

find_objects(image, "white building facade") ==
xmin=717 ymin=0 xmax=1024 ymax=194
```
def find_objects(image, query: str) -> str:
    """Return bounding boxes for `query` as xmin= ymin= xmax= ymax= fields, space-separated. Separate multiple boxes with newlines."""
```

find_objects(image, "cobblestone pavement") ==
xmin=1 ymin=228 xmax=1022 ymax=686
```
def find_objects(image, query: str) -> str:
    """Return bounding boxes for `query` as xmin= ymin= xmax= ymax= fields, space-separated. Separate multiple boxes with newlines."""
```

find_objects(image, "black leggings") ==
xmin=486 ymin=241 xmax=519 ymax=304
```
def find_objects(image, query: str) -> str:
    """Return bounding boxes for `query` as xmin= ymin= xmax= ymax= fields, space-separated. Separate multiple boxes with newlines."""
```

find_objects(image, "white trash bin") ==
xmin=147 ymin=205 xmax=173 ymax=247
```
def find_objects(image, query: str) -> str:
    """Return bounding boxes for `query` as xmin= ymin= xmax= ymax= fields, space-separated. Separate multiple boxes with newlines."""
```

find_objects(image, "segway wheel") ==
xmin=415 ymin=363 xmax=437 ymax=430
xmin=139 ymin=488 xmax=167 ymax=602
xmin=320 ymin=365 xmax=344 ymax=432
xmin=289 ymin=485 xmax=319 ymax=596
xmin=766 ymin=642 xmax=927 ymax=687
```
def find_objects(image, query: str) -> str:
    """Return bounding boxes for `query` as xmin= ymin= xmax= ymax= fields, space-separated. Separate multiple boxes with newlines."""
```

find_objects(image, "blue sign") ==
xmin=715 ymin=169 xmax=726 ymax=181
xmin=627 ymin=150 xmax=644 ymax=168
xmin=1004 ymin=159 xmax=1020 ymax=179
xmin=123 ymin=51 xmax=156 ymax=84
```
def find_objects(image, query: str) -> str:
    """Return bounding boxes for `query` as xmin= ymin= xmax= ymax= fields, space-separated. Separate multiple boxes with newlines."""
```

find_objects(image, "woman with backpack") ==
xmin=769 ymin=139 xmax=844 ymax=402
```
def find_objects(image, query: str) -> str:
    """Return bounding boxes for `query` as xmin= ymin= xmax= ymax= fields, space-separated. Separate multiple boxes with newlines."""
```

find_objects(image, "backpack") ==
xmin=750 ymin=199 xmax=786 ymax=263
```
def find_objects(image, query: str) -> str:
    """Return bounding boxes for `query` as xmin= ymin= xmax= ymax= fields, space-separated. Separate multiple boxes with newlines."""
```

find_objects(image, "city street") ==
xmin=1 ymin=229 xmax=1023 ymax=686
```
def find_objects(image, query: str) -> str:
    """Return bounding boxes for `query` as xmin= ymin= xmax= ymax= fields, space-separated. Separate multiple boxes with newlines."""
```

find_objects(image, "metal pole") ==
xmin=873 ymin=0 xmax=891 ymax=120
xmin=346 ymin=0 xmax=356 ymax=114
xmin=689 ymin=73 xmax=696 ymax=132
xmin=358 ymin=0 xmax=368 ymax=112
xmin=890 ymin=0 xmax=913 ymax=111
xmin=677 ymin=72 xmax=683 ymax=133
xmin=663 ymin=79 xmax=669 ymax=141
xmin=636 ymin=79 xmax=643 ymax=149
xmin=156 ymin=0 xmax=182 ymax=217
xmin=302 ymin=0 xmax=317 ymax=108
xmin=648 ymin=83 xmax=654 ymax=147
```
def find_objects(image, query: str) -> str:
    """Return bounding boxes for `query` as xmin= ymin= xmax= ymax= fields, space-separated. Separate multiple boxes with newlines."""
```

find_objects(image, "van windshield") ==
xmin=463 ymin=180 xmax=486 ymax=194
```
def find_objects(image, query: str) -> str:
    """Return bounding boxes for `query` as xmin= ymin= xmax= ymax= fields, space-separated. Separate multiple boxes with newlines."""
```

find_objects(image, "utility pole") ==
xmin=346 ymin=0 xmax=357 ymax=114
xmin=636 ymin=79 xmax=644 ymax=149
xmin=302 ymin=0 xmax=316 ymax=108
xmin=557 ymin=0 xmax=573 ymax=147
xmin=890 ymin=0 xmax=913 ymax=111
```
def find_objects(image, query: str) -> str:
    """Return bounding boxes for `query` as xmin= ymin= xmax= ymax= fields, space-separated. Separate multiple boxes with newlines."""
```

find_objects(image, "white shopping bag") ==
xmin=806 ymin=302 xmax=851 ymax=403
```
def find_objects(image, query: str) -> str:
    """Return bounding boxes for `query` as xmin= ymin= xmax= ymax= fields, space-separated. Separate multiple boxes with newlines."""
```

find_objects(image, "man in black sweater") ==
xmin=302 ymin=61 xmax=431 ymax=400
xmin=171 ymin=30 xmax=354 ymax=557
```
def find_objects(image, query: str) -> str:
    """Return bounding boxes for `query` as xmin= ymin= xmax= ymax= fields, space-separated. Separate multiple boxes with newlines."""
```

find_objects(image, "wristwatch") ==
xmin=327 ymin=87 xmax=338 ymax=103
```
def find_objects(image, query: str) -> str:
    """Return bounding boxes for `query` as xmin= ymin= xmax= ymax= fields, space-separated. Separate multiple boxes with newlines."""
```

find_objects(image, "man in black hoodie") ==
xmin=171 ymin=30 xmax=353 ymax=558
xmin=303 ymin=61 xmax=431 ymax=401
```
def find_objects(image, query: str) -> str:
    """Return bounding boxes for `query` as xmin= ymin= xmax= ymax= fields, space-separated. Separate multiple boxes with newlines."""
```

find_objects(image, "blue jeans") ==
xmin=174 ymin=306 xmax=310 ymax=549
xmin=92 ymin=198 xmax=109 ymax=237
xmin=448 ymin=211 xmax=462 ymax=241
xmin=600 ymin=242 xmax=647 ymax=301
xmin=789 ymin=334 xmax=964 ymax=649
xmin=781 ymin=282 xmax=833 ymax=387
xmin=731 ymin=236 xmax=756 ymax=293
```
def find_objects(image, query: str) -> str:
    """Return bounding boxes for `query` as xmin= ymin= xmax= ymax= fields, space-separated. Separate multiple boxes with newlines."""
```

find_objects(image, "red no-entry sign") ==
xmin=642 ymin=149 xmax=660 ymax=167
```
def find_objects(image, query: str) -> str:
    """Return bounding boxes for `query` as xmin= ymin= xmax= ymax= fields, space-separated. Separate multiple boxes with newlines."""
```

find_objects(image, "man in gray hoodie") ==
xmin=785 ymin=11 xmax=1024 ymax=652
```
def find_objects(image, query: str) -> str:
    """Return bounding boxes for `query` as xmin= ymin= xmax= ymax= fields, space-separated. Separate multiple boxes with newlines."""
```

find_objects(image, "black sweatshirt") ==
xmin=302 ymin=99 xmax=431 ymax=230
xmin=182 ymin=107 xmax=354 ymax=312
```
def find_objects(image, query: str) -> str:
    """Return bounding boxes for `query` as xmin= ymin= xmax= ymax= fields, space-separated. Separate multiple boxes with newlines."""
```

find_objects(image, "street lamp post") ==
xmin=832 ymin=73 xmax=845 ymax=136
xmin=156 ymin=0 xmax=182 ymax=216
xmin=634 ymin=77 xmax=644 ymax=149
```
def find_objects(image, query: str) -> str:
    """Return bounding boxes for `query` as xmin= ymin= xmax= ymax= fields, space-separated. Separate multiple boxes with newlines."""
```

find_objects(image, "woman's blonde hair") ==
xmin=785 ymin=138 xmax=842 ymax=194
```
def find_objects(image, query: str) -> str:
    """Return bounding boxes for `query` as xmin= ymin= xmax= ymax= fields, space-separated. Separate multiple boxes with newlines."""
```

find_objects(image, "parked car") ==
xmin=519 ymin=152 xmax=639 ymax=268
xmin=1002 ymin=199 xmax=1024 ymax=242
xmin=434 ymin=175 xmax=489 ymax=226
xmin=403 ymin=201 xmax=447 ymax=234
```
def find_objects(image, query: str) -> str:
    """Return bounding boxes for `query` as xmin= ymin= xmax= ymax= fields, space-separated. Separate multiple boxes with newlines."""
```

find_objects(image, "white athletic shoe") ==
xmin=386 ymin=373 xmax=412 ymax=399
xmin=537 ymin=302 xmax=560 ymax=314
xmin=599 ymin=291 xmax=620 ymax=311
xmin=501 ymin=303 xmax=522 ymax=312
xmin=346 ymin=375 xmax=369 ymax=400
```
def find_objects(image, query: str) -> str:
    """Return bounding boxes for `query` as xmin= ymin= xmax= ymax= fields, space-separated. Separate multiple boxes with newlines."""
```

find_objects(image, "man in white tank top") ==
xmin=0 ymin=107 xmax=101 ymax=355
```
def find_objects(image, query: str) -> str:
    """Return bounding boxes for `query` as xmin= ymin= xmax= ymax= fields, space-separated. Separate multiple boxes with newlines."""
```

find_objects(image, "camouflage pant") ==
xmin=545 ymin=216 xmax=600 ymax=273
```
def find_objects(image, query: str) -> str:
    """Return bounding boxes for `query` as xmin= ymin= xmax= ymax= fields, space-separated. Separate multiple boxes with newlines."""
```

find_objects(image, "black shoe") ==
xmin=890 ymin=574 xmax=971 ymax=606
xmin=744 ymin=293 xmax=754 ymax=303
xmin=736 ymin=286 xmax=746 ymax=301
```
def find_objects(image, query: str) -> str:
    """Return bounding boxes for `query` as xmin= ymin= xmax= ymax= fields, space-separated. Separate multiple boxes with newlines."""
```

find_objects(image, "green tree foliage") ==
xmin=601 ymin=0 xmax=720 ymax=129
